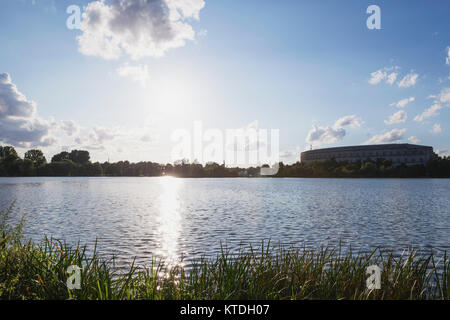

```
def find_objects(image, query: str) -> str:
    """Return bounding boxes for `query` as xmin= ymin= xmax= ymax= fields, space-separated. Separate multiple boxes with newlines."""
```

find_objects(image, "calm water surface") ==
xmin=1 ymin=177 xmax=449 ymax=268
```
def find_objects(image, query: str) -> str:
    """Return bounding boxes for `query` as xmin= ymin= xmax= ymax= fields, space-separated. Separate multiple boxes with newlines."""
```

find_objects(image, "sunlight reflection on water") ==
xmin=155 ymin=177 xmax=183 ymax=267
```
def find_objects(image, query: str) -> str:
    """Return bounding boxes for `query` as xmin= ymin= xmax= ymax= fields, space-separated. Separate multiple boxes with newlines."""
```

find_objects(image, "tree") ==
xmin=0 ymin=146 xmax=21 ymax=176
xmin=360 ymin=161 xmax=377 ymax=176
xmin=0 ymin=146 xmax=18 ymax=159
xmin=24 ymin=149 xmax=47 ymax=168
xmin=51 ymin=151 xmax=70 ymax=163
xmin=21 ymin=159 xmax=34 ymax=176
xmin=47 ymin=159 xmax=77 ymax=176
xmin=69 ymin=150 xmax=90 ymax=164
xmin=84 ymin=162 xmax=103 ymax=176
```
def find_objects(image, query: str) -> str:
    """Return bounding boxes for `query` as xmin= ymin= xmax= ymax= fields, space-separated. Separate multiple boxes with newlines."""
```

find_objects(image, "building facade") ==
xmin=300 ymin=144 xmax=435 ymax=166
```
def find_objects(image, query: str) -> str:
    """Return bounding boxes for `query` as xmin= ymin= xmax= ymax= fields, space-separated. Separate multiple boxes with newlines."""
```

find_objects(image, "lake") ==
xmin=1 ymin=177 xmax=449 ymax=269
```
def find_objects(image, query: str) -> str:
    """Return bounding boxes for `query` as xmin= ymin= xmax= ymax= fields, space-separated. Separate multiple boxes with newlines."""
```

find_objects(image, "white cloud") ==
xmin=77 ymin=0 xmax=205 ymax=60
xmin=431 ymin=123 xmax=442 ymax=134
xmin=0 ymin=73 xmax=55 ymax=148
xmin=398 ymin=71 xmax=419 ymax=88
xmin=0 ymin=73 xmax=36 ymax=118
xmin=408 ymin=136 xmax=420 ymax=144
xmin=306 ymin=115 xmax=361 ymax=146
xmin=368 ymin=66 xmax=399 ymax=85
xmin=306 ymin=125 xmax=345 ymax=146
xmin=427 ymin=88 xmax=450 ymax=107
xmin=390 ymin=96 xmax=415 ymax=108
xmin=91 ymin=126 xmax=115 ymax=143
xmin=386 ymin=72 xmax=398 ymax=85
xmin=365 ymin=128 xmax=406 ymax=144
xmin=438 ymin=87 xmax=450 ymax=105
xmin=333 ymin=115 xmax=362 ymax=129
xmin=368 ymin=67 xmax=419 ymax=88
xmin=74 ymin=126 xmax=117 ymax=150
xmin=197 ymin=29 xmax=207 ymax=38
xmin=368 ymin=67 xmax=398 ymax=85
xmin=88 ymin=127 xmax=116 ymax=149
xmin=59 ymin=120 xmax=79 ymax=136
xmin=279 ymin=147 xmax=301 ymax=164
xmin=384 ymin=110 xmax=407 ymax=125
xmin=117 ymin=63 xmax=150 ymax=87
xmin=446 ymin=46 xmax=450 ymax=65
xmin=436 ymin=149 xmax=449 ymax=157
xmin=140 ymin=132 xmax=158 ymax=143
xmin=74 ymin=123 xmax=160 ymax=152
xmin=368 ymin=69 xmax=387 ymax=85
xmin=413 ymin=103 xmax=442 ymax=122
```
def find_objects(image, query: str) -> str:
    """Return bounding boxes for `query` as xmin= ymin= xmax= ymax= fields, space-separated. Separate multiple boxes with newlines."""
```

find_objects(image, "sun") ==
xmin=147 ymin=73 xmax=205 ymax=117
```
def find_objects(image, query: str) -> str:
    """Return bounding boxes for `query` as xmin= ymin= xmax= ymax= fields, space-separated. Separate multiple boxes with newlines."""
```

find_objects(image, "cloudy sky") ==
xmin=1 ymin=0 xmax=449 ymax=164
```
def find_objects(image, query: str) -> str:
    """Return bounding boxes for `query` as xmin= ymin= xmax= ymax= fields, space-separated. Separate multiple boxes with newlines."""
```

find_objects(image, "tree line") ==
xmin=1 ymin=145 xmax=450 ymax=178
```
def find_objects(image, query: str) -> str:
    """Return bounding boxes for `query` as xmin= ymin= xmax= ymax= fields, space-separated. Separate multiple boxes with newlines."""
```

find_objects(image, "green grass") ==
xmin=0 ymin=204 xmax=448 ymax=300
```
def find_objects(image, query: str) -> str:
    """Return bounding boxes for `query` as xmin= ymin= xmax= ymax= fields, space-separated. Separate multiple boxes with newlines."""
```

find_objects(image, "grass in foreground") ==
xmin=0 ymin=204 xmax=449 ymax=300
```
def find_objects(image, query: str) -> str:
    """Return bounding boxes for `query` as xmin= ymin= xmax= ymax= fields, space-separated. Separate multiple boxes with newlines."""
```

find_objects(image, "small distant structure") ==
xmin=300 ymin=143 xmax=436 ymax=167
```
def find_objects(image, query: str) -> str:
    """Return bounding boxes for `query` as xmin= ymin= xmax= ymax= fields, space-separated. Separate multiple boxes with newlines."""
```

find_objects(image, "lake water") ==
xmin=1 ymin=177 xmax=449 ymax=269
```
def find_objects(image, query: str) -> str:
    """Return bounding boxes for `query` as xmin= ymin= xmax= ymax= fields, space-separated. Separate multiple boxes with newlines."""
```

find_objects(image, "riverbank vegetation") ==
xmin=1 ymin=146 xmax=450 ymax=178
xmin=1 ymin=205 xmax=448 ymax=300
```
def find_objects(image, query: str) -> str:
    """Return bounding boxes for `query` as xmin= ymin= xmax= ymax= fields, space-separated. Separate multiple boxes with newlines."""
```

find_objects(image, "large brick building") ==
xmin=300 ymin=144 xmax=435 ymax=166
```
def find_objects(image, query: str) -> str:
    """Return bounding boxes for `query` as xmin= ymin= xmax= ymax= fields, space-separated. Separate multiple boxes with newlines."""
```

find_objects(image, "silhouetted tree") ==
xmin=21 ymin=159 xmax=34 ymax=176
xmin=69 ymin=150 xmax=90 ymax=164
xmin=51 ymin=151 xmax=70 ymax=163
xmin=24 ymin=149 xmax=47 ymax=168
xmin=0 ymin=146 xmax=21 ymax=176
xmin=0 ymin=146 xmax=18 ymax=159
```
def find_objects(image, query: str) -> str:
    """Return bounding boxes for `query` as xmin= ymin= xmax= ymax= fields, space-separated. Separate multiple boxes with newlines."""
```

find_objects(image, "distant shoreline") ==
xmin=1 ymin=175 xmax=448 ymax=179
xmin=2 ymin=146 xmax=450 ymax=178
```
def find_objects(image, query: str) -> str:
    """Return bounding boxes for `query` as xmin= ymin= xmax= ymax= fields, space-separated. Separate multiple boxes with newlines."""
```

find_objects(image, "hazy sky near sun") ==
xmin=1 ymin=0 xmax=450 ymax=164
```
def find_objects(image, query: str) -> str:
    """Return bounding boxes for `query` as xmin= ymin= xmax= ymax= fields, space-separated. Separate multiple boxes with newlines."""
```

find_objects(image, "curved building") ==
xmin=300 ymin=144 xmax=435 ymax=166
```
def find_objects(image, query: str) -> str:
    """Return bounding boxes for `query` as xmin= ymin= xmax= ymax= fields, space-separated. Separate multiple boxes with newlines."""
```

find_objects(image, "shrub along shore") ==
xmin=1 ymin=205 xmax=449 ymax=300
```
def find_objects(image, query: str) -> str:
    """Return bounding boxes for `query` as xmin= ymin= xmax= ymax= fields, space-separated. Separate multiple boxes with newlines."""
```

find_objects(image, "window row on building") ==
xmin=300 ymin=144 xmax=435 ymax=167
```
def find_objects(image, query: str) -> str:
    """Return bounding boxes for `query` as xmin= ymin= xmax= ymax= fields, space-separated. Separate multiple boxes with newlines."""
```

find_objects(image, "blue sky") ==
xmin=0 ymin=0 xmax=449 ymax=164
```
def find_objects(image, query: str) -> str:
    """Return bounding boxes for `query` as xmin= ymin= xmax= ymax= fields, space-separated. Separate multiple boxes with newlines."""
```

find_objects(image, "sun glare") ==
xmin=155 ymin=177 xmax=183 ymax=266
xmin=147 ymin=74 xmax=207 ymax=117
